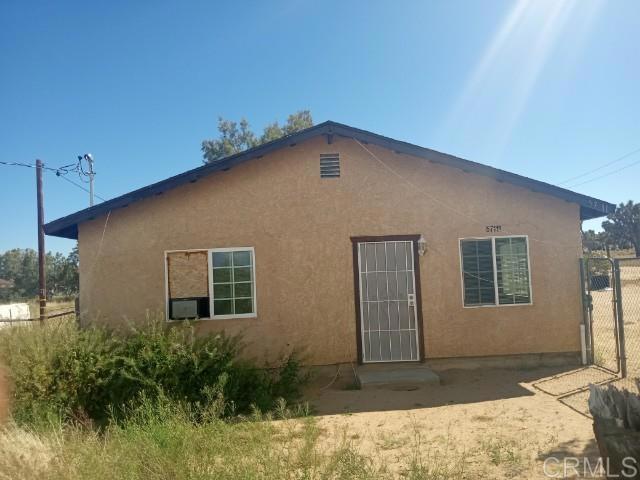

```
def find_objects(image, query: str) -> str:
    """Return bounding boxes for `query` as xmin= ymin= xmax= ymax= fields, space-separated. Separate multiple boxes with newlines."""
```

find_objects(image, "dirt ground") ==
xmin=303 ymin=262 xmax=640 ymax=477
xmin=307 ymin=367 xmax=600 ymax=479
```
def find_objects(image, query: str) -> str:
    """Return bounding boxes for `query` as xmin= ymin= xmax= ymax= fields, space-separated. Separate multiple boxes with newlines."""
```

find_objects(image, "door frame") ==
xmin=350 ymin=234 xmax=426 ymax=364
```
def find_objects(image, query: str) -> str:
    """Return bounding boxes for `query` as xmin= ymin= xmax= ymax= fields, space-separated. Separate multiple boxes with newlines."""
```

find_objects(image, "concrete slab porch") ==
xmin=356 ymin=363 xmax=441 ymax=389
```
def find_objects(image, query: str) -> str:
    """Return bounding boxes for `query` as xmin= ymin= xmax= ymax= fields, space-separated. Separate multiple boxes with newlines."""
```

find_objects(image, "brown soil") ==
xmin=307 ymin=367 xmax=600 ymax=479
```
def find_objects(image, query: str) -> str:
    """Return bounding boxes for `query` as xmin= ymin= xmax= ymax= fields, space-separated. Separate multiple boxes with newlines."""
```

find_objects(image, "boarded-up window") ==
xmin=165 ymin=248 xmax=258 ymax=320
xmin=166 ymin=251 xmax=209 ymax=319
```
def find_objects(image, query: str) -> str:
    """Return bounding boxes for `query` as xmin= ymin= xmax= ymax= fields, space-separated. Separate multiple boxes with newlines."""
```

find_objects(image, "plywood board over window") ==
xmin=167 ymin=250 xmax=209 ymax=299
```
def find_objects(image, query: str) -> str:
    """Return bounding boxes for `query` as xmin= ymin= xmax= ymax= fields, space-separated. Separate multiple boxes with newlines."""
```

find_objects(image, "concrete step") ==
xmin=356 ymin=364 xmax=441 ymax=390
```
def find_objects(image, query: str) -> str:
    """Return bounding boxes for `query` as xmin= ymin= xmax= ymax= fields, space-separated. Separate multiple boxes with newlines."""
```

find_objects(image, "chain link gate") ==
xmin=584 ymin=256 xmax=640 ymax=388
xmin=533 ymin=256 xmax=640 ymax=415
xmin=584 ymin=257 xmax=621 ymax=374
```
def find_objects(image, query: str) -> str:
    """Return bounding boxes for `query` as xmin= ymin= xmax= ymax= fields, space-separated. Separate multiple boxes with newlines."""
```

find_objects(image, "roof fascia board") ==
xmin=44 ymin=121 xmax=614 ymax=238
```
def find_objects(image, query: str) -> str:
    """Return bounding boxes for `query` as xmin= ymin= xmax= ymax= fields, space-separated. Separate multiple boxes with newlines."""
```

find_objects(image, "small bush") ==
xmin=0 ymin=316 xmax=306 ymax=425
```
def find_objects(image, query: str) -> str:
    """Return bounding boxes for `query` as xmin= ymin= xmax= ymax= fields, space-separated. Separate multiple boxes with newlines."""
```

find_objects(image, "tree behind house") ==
xmin=0 ymin=247 xmax=79 ymax=302
xmin=201 ymin=110 xmax=313 ymax=163
xmin=582 ymin=229 xmax=607 ymax=253
xmin=601 ymin=200 xmax=640 ymax=256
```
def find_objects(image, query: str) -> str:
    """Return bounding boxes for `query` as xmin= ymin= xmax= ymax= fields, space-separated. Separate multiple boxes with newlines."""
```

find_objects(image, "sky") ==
xmin=1 ymin=0 xmax=638 ymax=254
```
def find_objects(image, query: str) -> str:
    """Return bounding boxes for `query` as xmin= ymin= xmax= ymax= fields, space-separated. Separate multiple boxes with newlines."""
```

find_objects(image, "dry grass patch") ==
xmin=0 ymin=400 xmax=476 ymax=480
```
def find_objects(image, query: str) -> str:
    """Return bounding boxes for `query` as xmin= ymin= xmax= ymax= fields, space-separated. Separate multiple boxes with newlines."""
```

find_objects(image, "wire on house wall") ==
xmin=351 ymin=139 xmax=579 ymax=251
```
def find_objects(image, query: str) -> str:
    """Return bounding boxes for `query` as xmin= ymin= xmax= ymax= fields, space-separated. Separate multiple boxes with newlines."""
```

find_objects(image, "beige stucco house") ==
xmin=45 ymin=121 xmax=614 ymax=367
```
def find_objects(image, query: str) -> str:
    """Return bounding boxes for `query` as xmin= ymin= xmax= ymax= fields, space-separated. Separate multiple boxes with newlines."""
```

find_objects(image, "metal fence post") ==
xmin=579 ymin=259 xmax=593 ymax=364
xmin=613 ymin=259 xmax=627 ymax=378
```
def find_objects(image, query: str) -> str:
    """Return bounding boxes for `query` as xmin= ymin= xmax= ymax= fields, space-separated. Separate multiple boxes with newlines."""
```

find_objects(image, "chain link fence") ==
xmin=534 ymin=256 xmax=640 ymax=416
xmin=617 ymin=257 xmax=640 ymax=389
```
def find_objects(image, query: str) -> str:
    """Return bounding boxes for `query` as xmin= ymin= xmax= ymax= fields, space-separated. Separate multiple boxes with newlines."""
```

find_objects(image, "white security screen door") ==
xmin=357 ymin=240 xmax=420 ymax=362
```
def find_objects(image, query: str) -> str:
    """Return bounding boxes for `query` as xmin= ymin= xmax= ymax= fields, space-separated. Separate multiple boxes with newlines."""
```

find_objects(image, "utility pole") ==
xmin=36 ymin=159 xmax=46 ymax=322
xmin=85 ymin=153 xmax=95 ymax=207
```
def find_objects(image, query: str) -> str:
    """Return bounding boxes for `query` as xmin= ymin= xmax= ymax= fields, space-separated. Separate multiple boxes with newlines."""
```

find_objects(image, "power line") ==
xmin=56 ymin=173 xmax=107 ymax=202
xmin=565 ymin=156 xmax=640 ymax=188
xmin=0 ymin=159 xmax=79 ymax=175
xmin=0 ymin=160 xmax=38 ymax=169
xmin=1 ymin=159 xmax=106 ymax=203
xmin=557 ymin=146 xmax=640 ymax=186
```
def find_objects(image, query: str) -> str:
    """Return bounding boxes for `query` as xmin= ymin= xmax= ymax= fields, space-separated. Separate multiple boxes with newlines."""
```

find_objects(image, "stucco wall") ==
xmin=78 ymin=136 xmax=583 ymax=365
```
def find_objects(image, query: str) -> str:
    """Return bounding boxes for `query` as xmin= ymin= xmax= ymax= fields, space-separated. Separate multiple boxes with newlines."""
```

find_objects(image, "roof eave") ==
xmin=44 ymin=122 xmax=336 ymax=239
xmin=581 ymin=204 xmax=615 ymax=221
xmin=44 ymin=120 xmax=615 ymax=239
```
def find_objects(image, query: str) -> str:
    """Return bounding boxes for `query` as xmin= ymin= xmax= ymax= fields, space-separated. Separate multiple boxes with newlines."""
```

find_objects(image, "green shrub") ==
xmin=0 ymin=316 xmax=306 ymax=425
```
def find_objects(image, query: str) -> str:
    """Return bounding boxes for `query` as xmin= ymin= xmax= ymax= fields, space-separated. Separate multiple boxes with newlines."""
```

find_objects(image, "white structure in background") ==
xmin=0 ymin=303 xmax=31 ymax=321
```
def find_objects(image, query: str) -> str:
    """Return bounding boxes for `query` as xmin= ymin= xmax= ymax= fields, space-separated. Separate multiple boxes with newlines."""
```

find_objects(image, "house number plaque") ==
xmin=485 ymin=225 xmax=502 ymax=233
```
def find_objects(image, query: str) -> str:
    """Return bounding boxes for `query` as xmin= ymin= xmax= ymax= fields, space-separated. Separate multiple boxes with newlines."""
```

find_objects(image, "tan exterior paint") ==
xmin=78 ymin=136 xmax=583 ymax=365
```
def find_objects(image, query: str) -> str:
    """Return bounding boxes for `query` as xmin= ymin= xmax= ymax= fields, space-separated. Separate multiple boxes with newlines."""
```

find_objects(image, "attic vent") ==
xmin=320 ymin=153 xmax=340 ymax=178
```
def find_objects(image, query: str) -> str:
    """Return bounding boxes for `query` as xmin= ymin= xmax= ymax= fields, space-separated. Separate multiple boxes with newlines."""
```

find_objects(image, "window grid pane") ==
xmin=461 ymin=239 xmax=495 ymax=306
xmin=212 ymin=249 xmax=254 ymax=316
xmin=495 ymin=238 xmax=530 ymax=305
xmin=461 ymin=237 xmax=531 ymax=307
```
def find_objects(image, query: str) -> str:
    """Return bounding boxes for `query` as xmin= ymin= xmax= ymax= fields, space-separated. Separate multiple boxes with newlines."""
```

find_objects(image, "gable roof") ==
xmin=45 ymin=120 xmax=615 ymax=239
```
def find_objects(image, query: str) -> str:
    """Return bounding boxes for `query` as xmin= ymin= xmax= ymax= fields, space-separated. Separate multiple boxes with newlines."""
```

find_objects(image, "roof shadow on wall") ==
xmin=306 ymin=365 xmax=573 ymax=416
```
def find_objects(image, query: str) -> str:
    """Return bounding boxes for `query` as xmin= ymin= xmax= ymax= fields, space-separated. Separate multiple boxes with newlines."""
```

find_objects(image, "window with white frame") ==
xmin=210 ymin=248 xmax=256 ymax=318
xmin=165 ymin=247 xmax=256 ymax=320
xmin=460 ymin=236 xmax=531 ymax=307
